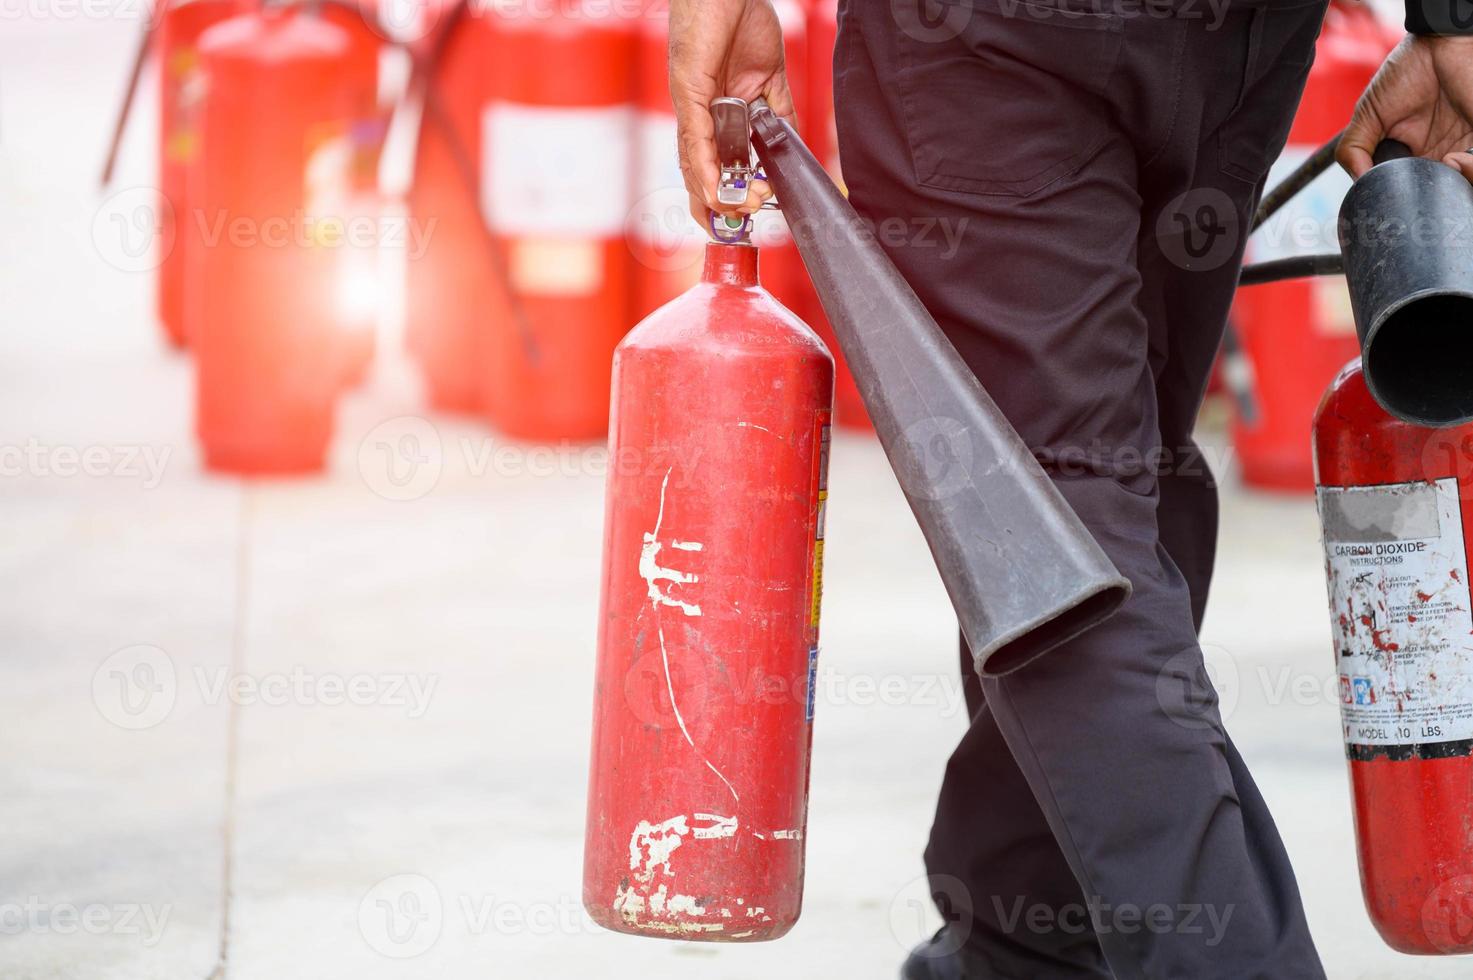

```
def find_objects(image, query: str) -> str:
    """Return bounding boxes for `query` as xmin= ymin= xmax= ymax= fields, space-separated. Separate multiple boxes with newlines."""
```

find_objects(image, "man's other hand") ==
xmin=1340 ymin=34 xmax=1473 ymax=179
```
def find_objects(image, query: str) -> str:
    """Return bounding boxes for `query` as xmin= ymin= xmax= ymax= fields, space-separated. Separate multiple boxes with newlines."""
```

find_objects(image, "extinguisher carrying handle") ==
xmin=707 ymin=97 xmax=783 ymax=246
xmin=1372 ymin=138 xmax=1413 ymax=165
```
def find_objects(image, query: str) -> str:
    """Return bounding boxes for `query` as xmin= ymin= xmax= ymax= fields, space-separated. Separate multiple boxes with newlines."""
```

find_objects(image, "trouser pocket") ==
xmin=893 ymin=0 xmax=1125 ymax=197
xmin=1216 ymin=0 xmax=1328 ymax=183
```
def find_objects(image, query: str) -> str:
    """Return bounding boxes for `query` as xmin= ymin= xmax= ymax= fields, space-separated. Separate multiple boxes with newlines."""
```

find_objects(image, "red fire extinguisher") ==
xmin=1231 ymin=0 xmax=1397 ymax=490
xmin=156 ymin=0 xmax=248 ymax=349
xmin=404 ymin=1 xmax=497 ymax=413
xmin=797 ymin=0 xmax=869 ymax=430
xmin=1314 ymin=359 xmax=1473 ymax=954
xmin=479 ymin=0 xmax=638 ymax=441
xmin=318 ymin=0 xmax=390 ymax=388
xmin=584 ymin=230 xmax=833 ymax=940
xmin=193 ymin=8 xmax=357 ymax=472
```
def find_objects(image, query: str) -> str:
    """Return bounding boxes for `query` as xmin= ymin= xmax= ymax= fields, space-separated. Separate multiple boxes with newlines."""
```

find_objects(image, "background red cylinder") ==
xmin=584 ymin=242 xmax=833 ymax=940
xmin=194 ymin=9 xmax=354 ymax=473
xmin=318 ymin=0 xmax=389 ymax=388
xmin=797 ymin=0 xmax=868 ymax=430
xmin=479 ymin=0 xmax=637 ymax=441
xmin=627 ymin=0 xmax=705 ymax=321
xmin=1313 ymin=359 xmax=1473 ymax=954
xmin=1231 ymin=0 xmax=1396 ymax=490
xmin=155 ymin=0 xmax=246 ymax=349
xmin=746 ymin=0 xmax=807 ymax=310
xmin=405 ymin=5 xmax=498 ymax=413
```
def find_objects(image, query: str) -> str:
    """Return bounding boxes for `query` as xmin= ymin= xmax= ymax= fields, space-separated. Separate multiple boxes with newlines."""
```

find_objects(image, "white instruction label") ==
xmin=482 ymin=103 xmax=633 ymax=237
xmin=1319 ymin=478 xmax=1473 ymax=749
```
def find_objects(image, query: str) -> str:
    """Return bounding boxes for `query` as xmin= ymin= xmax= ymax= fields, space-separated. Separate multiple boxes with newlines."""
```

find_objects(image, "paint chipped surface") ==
xmin=639 ymin=469 xmax=702 ymax=617
xmin=614 ymin=813 xmax=740 ymax=934
xmin=639 ymin=467 xmax=738 ymax=803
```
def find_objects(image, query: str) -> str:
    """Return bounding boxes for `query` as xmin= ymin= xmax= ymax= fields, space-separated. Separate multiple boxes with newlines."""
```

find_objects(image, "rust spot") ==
xmin=1370 ymin=628 xmax=1400 ymax=653
xmin=1417 ymin=590 xmax=1435 ymax=603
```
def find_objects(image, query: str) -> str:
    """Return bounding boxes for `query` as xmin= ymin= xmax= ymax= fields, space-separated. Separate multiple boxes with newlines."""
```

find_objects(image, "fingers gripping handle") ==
xmin=1372 ymin=139 xmax=1413 ymax=166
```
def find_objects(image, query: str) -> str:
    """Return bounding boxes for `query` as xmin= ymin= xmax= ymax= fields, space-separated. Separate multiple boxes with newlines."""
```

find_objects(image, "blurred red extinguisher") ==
xmin=747 ymin=0 xmax=810 ymax=311
xmin=404 ymin=0 xmax=500 ymax=413
xmin=1314 ymin=360 xmax=1473 ymax=955
xmin=316 ymin=0 xmax=394 ymax=388
xmin=1230 ymin=0 xmax=1397 ymax=490
xmin=798 ymin=0 xmax=869 ymax=430
xmin=103 ymin=0 xmax=387 ymax=382
xmin=193 ymin=7 xmax=358 ymax=472
xmin=478 ymin=0 xmax=638 ymax=440
xmin=101 ymin=0 xmax=248 ymax=349
xmin=627 ymin=0 xmax=706 ymax=321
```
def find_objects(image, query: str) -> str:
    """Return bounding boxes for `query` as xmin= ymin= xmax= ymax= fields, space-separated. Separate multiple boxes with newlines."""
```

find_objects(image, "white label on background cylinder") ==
xmin=636 ymin=111 xmax=684 ymax=202
xmin=483 ymin=103 xmax=633 ymax=237
xmin=628 ymin=111 xmax=704 ymax=262
xmin=1250 ymin=144 xmax=1353 ymax=263
xmin=1318 ymin=478 xmax=1473 ymax=748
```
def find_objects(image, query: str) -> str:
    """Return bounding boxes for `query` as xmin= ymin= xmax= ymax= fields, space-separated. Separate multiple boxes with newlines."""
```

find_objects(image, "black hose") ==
xmin=1250 ymin=130 xmax=1342 ymax=232
xmin=1238 ymin=252 xmax=1343 ymax=286
xmin=100 ymin=12 xmax=163 ymax=188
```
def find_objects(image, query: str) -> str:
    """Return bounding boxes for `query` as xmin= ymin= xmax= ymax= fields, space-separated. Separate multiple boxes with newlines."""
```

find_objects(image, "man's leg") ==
xmin=920 ymin=639 xmax=1113 ymax=978
xmin=836 ymin=1 xmax=1327 ymax=976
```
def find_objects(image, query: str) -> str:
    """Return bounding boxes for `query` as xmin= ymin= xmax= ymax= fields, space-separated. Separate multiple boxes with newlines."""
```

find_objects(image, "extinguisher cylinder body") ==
xmin=480 ymin=0 xmax=637 ymax=440
xmin=584 ymin=243 xmax=834 ymax=941
xmin=318 ymin=0 xmax=387 ymax=389
xmin=156 ymin=0 xmax=246 ymax=349
xmin=406 ymin=9 xmax=494 ymax=414
xmin=1229 ymin=0 xmax=1396 ymax=490
xmin=1313 ymin=359 xmax=1473 ymax=954
xmin=195 ymin=10 xmax=354 ymax=473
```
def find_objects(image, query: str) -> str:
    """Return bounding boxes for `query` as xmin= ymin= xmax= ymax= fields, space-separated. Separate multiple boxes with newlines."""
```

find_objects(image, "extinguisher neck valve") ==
xmin=703 ymin=241 xmax=760 ymax=286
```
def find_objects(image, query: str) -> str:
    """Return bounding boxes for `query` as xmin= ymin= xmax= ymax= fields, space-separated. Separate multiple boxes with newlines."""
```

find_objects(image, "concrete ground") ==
xmin=4 ymin=13 xmax=1472 ymax=980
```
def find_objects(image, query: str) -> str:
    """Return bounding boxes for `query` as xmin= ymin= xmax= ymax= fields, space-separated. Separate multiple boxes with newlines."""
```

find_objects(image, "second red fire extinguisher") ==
xmin=584 ymin=233 xmax=833 ymax=940
xmin=1314 ymin=360 xmax=1473 ymax=955
xmin=586 ymin=102 xmax=833 ymax=936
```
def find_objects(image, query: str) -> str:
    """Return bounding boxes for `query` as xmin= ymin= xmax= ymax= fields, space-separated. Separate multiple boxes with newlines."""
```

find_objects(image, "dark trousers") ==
xmin=834 ymin=0 xmax=1330 ymax=976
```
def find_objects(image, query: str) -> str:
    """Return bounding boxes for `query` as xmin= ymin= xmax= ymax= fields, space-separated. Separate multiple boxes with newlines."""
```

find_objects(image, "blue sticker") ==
xmin=805 ymin=646 xmax=819 ymax=722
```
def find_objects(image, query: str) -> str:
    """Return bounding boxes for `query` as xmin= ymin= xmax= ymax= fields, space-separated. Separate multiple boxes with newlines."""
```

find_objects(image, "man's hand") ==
xmin=1339 ymin=34 xmax=1473 ymax=179
xmin=669 ymin=0 xmax=795 ymax=224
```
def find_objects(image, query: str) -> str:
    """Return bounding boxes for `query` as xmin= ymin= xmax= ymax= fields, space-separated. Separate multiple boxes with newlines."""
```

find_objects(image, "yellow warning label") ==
xmin=809 ymin=414 xmax=831 ymax=632
xmin=810 ymin=513 xmax=826 ymax=628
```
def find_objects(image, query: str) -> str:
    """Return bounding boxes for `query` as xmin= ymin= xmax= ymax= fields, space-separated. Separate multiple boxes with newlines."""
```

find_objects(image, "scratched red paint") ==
xmin=1314 ymin=359 xmax=1473 ymax=955
xmin=583 ymin=243 xmax=833 ymax=942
